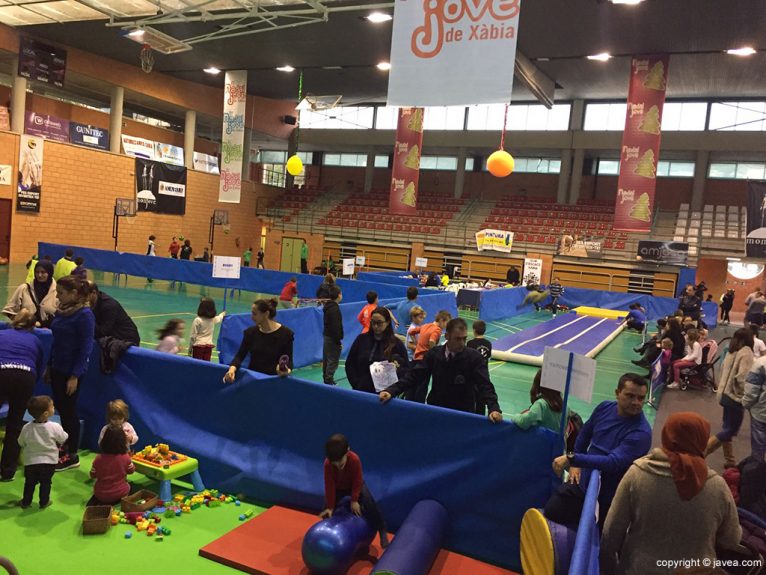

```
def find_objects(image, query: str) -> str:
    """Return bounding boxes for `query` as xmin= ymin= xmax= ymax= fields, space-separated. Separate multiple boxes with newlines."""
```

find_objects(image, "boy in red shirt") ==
xmin=407 ymin=310 xmax=451 ymax=402
xmin=357 ymin=291 xmax=378 ymax=334
xmin=279 ymin=277 xmax=298 ymax=309
xmin=320 ymin=433 xmax=389 ymax=548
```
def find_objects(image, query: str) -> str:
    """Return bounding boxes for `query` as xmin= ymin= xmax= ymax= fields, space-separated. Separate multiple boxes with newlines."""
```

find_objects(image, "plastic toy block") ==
xmin=164 ymin=509 xmax=175 ymax=518
xmin=175 ymin=509 xmax=182 ymax=516
xmin=235 ymin=500 xmax=241 ymax=506
xmin=208 ymin=500 xmax=221 ymax=508
xmin=173 ymin=495 xmax=184 ymax=503
xmin=181 ymin=506 xmax=190 ymax=513
xmin=124 ymin=532 xmax=132 ymax=539
xmin=111 ymin=514 xmax=119 ymax=525
xmin=155 ymin=535 xmax=164 ymax=542
xmin=162 ymin=528 xmax=171 ymax=536
xmin=239 ymin=514 xmax=246 ymax=521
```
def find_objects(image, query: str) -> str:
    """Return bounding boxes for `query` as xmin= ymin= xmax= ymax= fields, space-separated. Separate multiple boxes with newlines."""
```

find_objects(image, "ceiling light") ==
xmin=366 ymin=12 xmax=393 ymax=23
xmin=127 ymin=29 xmax=145 ymax=38
xmin=587 ymin=52 xmax=612 ymax=61
xmin=276 ymin=65 xmax=295 ymax=72
xmin=726 ymin=47 xmax=757 ymax=56
xmin=377 ymin=62 xmax=391 ymax=71
xmin=609 ymin=0 xmax=644 ymax=4
xmin=204 ymin=67 xmax=221 ymax=75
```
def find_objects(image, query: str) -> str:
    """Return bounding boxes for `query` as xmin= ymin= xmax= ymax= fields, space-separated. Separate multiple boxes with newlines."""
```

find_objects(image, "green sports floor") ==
xmin=0 ymin=263 xmax=654 ymax=575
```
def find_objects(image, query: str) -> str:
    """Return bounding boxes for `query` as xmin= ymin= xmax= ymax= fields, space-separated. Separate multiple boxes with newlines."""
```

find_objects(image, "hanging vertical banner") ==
xmin=746 ymin=181 xmax=766 ymax=258
xmin=219 ymin=70 xmax=247 ymax=204
xmin=387 ymin=0 xmax=521 ymax=105
xmin=389 ymin=107 xmax=424 ymax=215
xmin=614 ymin=54 xmax=670 ymax=232
xmin=17 ymin=135 xmax=43 ymax=212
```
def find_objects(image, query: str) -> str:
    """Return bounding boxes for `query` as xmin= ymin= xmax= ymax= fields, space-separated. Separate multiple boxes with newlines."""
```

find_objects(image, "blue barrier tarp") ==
xmin=357 ymin=272 xmax=420 ymax=287
xmin=217 ymin=291 xmax=458 ymax=368
xmin=16 ymin=340 xmax=557 ymax=571
xmin=38 ymin=243 xmax=412 ymax=304
xmin=478 ymin=286 xmax=529 ymax=322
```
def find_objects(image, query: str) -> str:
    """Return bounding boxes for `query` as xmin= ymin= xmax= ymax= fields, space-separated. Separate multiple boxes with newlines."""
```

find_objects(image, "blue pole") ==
xmin=222 ymin=282 xmax=228 ymax=312
xmin=558 ymin=351 xmax=574 ymax=452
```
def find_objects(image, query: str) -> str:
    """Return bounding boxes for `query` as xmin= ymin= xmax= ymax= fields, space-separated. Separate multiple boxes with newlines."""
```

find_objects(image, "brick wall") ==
xmin=7 ymin=134 xmax=279 ymax=263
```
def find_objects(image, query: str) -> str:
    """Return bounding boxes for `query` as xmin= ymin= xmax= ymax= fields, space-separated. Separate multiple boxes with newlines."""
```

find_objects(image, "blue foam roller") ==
xmin=302 ymin=505 xmax=375 ymax=575
xmin=547 ymin=518 xmax=577 ymax=575
xmin=371 ymin=499 xmax=449 ymax=575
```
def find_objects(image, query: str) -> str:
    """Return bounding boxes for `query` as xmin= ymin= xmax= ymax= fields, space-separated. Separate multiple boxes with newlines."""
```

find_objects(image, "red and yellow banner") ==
xmin=389 ymin=107 xmax=424 ymax=215
xmin=613 ymin=55 xmax=670 ymax=232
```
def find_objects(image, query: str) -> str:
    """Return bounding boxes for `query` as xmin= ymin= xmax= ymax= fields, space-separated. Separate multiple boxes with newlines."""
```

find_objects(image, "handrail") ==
xmin=569 ymin=470 xmax=601 ymax=575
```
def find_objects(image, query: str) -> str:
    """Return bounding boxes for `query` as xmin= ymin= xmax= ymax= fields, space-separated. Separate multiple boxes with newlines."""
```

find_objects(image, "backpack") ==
xmin=565 ymin=411 xmax=583 ymax=453
xmin=738 ymin=456 xmax=766 ymax=518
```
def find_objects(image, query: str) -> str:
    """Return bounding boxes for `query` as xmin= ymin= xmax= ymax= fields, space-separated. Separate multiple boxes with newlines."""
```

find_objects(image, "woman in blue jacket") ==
xmin=49 ymin=275 xmax=95 ymax=471
xmin=0 ymin=309 xmax=45 ymax=481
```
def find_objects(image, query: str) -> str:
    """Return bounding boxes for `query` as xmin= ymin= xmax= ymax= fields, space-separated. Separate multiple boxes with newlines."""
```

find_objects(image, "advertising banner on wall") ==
xmin=523 ymin=257 xmax=543 ymax=286
xmin=389 ymin=107 xmax=424 ymax=215
xmin=558 ymin=234 xmax=603 ymax=258
xmin=0 ymin=106 xmax=10 ymax=131
xmin=614 ymin=54 xmax=670 ymax=232
xmin=135 ymin=158 xmax=186 ymax=215
xmin=219 ymin=70 xmax=247 ymax=204
xmin=636 ymin=240 xmax=688 ymax=265
xmin=746 ymin=181 xmax=766 ymax=258
xmin=387 ymin=0 xmax=521 ymax=105
xmin=155 ymin=142 xmax=185 ymax=166
xmin=193 ymin=152 xmax=220 ymax=174
xmin=24 ymin=111 xmax=69 ymax=143
xmin=122 ymin=135 xmax=156 ymax=160
xmin=17 ymin=135 xmax=43 ymax=212
xmin=19 ymin=37 xmax=66 ymax=88
xmin=475 ymin=229 xmax=514 ymax=253
xmin=69 ymin=122 xmax=108 ymax=150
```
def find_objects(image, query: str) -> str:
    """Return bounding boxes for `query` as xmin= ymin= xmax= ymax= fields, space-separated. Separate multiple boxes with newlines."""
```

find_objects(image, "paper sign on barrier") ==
xmin=342 ymin=258 xmax=355 ymax=276
xmin=415 ymin=257 xmax=428 ymax=268
xmin=541 ymin=347 xmax=596 ymax=404
xmin=355 ymin=256 xmax=366 ymax=266
xmin=212 ymin=256 xmax=241 ymax=279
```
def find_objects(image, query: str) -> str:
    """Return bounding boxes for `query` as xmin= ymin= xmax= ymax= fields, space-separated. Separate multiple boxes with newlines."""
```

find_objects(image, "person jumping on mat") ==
xmin=517 ymin=283 xmax=549 ymax=312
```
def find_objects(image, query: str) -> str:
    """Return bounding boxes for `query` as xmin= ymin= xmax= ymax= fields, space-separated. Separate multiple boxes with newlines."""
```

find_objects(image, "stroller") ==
xmin=677 ymin=338 xmax=721 ymax=392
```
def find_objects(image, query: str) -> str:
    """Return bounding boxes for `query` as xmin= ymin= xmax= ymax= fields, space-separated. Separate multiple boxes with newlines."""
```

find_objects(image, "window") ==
xmin=584 ymin=103 xmax=628 ymax=131
xmin=465 ymin=157 xmax=475 ymax=171
xmin=420 ymin=156 xmax=458 ymax=170
xmin=497 ymin=157 xmax=560 ymax=174
xmin=261 ymin=150 xmax=287 ymax=164
xmin=598 ymin=159 xmax=695 ymax=177
xmin=300 ymin=106 xmax=374 ymax=129
xmin=661 ymin=102 xmax=707 ymax=131
xmin=708 ymin=161 xmax=766 ymax=179
xmin=467 ymin=103 xmax=570 ymax=131
xmin=323 ymin=153 xmax=368 ymax=167
xmin=259 ymin=151 xmax=310 ymax=188
xmin=374 ymin=155 xmax=390 ymax=168
xmin=375 ymin=107 xmax=399 ymax=130
xmin=709 ymin=101 xmax=766 ymax=131
xmin=423 ymin=106 xmax=466 ymax=130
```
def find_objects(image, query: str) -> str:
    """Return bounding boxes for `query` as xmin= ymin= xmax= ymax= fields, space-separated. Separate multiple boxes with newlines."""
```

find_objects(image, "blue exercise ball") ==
xmin=302 ymin=508 xmax=375 ymax=575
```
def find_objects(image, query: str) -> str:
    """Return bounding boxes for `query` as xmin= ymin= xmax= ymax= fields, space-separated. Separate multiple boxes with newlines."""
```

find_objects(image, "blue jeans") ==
xmin=717 ymin=402 xmax=745 ymax=442
xmin=751 ymin=417 xmax=766 ymax=462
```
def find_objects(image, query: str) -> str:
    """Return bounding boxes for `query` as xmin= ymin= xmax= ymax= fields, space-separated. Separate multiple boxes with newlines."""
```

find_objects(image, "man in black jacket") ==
xmin=322 ymin=286 xmax=343 ymax=385
xmin=379 ymin=318 xmax=503 ymax=421
xmin=87 ymin=283 xmax=140 ymax=346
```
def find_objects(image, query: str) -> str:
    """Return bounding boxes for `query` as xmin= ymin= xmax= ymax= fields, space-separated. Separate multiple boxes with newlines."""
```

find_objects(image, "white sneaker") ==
xmin=666 ymin=382 xmax=680 ymax=390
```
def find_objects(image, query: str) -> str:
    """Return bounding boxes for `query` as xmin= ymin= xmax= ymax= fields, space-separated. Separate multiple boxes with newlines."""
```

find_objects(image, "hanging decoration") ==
xmin=487 ymin=104 xmax=514 ymax=178
xmin=286 ymin=70 xmax=304 ymax=177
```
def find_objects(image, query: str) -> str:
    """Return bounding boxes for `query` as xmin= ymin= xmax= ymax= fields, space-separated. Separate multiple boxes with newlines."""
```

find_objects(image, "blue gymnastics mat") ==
xmin=492 ymin=313 xmax=625 ymax=366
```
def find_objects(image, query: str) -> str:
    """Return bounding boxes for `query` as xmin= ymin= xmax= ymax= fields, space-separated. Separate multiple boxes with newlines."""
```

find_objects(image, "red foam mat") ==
xmin=199 ymin=506 xmax=517 ymax=575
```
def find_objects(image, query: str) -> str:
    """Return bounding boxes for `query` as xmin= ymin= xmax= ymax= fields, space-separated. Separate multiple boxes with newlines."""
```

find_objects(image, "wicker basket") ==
xmin=82 ymin=505 xmax=113 ymax=535
xmin=121 ymin=490 xmax=159 ymax=513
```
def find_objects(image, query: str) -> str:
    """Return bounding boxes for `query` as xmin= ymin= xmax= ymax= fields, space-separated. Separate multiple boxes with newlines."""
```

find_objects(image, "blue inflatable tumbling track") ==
xmin=492 ymin=313 xmax=625 ymax=365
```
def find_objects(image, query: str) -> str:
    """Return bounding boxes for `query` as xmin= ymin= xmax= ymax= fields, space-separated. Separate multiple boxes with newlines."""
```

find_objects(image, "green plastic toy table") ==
xmin=132 ymin=456 xmax=205 ymax=502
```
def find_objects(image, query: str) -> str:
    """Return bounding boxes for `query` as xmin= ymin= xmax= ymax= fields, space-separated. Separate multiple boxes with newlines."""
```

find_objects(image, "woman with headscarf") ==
xmin=2 ymin=259 xmax=57 ymax=327
xmin=600 ymin=412 xmax=742 ymax=575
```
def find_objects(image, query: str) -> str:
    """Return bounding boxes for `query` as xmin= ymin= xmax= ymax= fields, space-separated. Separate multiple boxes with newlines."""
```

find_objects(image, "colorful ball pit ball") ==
xmin=487 ymin=150 xmax=515 ymax=178
xmin=286 ymin=155 xmax=304 ymax=176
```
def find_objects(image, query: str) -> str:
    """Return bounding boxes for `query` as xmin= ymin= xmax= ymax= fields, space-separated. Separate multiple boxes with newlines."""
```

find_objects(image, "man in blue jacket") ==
xmin=544 ymin=373 xmax=651 ymax=528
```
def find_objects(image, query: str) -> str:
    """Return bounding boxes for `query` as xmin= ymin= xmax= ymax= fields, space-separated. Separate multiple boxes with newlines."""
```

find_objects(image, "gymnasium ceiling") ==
xmin=6 ymin=0 xmax=766 ymax=107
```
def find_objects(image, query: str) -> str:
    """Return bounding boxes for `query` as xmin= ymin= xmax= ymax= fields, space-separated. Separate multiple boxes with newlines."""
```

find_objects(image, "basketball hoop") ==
xmin=140 ymin=44 xmax=154 ymax=73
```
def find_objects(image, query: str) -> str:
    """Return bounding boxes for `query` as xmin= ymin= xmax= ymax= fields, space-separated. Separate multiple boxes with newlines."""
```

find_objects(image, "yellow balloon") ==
xmin=487 ymin=150 xmax=515 ymax=178
xmin=286 ymin=155 xmax=304 ymax=176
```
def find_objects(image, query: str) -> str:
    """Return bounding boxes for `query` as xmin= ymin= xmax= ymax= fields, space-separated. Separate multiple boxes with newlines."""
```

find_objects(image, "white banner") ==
xmin=342 ymin=258 xmax=355 ymax=276
xmin=121 ymin=135 xmax=155 ymax=160
xmin=219 ymin=70 xmax=247 ymax=203
xmin=212 ymin=255 xmax=242 ymax=279
xmin=475 ymin=229 xmax=514 ymax=252
xmin=155 ymin=142 xmax=184 ymax=166
xmin=522 ymin=257 xmax=542 ymax=286
xmin=541 ymin=347 xmax=596 ymax=404
xmin=193 ymin=151 xmax=220 ymax=174
xmin=387 ymin=0 xmax=521 ymax=106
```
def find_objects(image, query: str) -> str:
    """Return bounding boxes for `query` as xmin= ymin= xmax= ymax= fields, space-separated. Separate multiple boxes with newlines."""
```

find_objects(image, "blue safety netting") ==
xmin=38 ymin=243 xmax=411 ymax=303
xmin=6 ymin=331 xmax=557 ymax=571
xmin=478 ymin=285 xmax=718 ymax=328
xmin=356 ymin=271 xmax=420 ymax=286
xmin=217 ymin=291 xmax=458 ymax=367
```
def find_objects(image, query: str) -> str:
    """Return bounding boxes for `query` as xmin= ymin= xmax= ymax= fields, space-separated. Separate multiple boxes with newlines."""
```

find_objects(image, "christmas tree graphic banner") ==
xmin=614 ymin=55 xmax=670 ymax=232
xmin=389 ymin=107 xmax=424 ymax=215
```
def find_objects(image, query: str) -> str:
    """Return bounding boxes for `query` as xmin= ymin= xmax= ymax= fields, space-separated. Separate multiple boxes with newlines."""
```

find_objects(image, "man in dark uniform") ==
xmin=379 ymin=318 xmax=502 ymax=421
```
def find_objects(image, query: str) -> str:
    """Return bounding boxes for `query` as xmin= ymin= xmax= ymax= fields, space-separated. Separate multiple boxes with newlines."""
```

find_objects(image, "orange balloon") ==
xmin=487 ymin=150 xmax=515 ymax=178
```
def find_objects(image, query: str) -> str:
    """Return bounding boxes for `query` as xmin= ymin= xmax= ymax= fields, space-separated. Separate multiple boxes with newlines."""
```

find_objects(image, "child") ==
xmin=243 ymin=247 xmax=252 ymax=268
xmin=358 ymin=291 xmax=378 ymax=334
xmin=72 ymin=257 xmax=87 ymax=280
xmin=189 ymin=297 xmax=226 ymax=361
xmin=146 ymin=235 xmax=156 ymax=257
xmin=406 ymin=306 xmax=426 ymax=360
xmin=668 ymin=328 xmax=702 ymax=388
xmin=279 ymin=277 xmax=298 ymax=309
xmin=320 ymin=433 xmax=389 ymax=548
xmin=468 ymin=320 xmax=493 ymax=415
xmin=407 ymin=310 xmax=451 ymax=403
xmin=659 ymin=337 xmax=674 ymax=375
xmin=98 ymin=399 xmax=138 ymax=450
xmin=156 ymin=319 xmax=185 ymax=354
xmin=625 ymin=303 xmax=646 ymax=332
xmin=322 ymin=286 xmax=343 ymax=385
xmin=17 ymin=396 xmax=67 ymax=509
xmin=549 ymin=277 xmax=564 ymax=317
xmin=87 ymin=427 xmax=135 ymax=507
